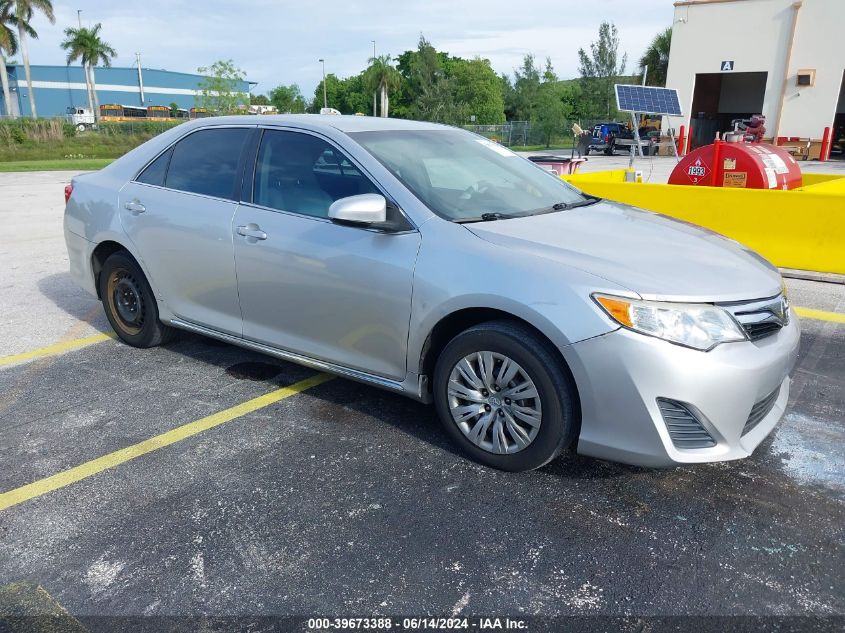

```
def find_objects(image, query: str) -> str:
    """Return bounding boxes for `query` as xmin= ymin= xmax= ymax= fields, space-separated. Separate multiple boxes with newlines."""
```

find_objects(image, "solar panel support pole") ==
xmin=630 ymin=111 xmax=644 ymax=158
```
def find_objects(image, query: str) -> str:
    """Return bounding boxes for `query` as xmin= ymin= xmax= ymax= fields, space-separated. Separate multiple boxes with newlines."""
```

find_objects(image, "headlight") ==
xmin=592 ymin=293 xmax=747 ymax=351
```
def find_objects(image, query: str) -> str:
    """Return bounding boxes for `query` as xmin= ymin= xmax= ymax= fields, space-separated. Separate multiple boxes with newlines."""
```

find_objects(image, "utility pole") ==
xmin=77 ymin=10 xmax=82 ymax=27
xmin=136 ymin=53 xmax=145 ymax=106
xmin=319 ymin=59 xmax=327 ymax=109
xmin=371 ymin=40 xmax=376 ymax=117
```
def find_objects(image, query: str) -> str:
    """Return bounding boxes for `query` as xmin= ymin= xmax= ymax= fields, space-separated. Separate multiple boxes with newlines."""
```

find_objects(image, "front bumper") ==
xmin=563 ymin=309 xmax=801 ymax=467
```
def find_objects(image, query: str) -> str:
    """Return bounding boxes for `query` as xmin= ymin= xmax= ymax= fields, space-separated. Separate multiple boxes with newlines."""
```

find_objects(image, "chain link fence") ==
xmin=464 ymin=120 xmax=608 ymax=149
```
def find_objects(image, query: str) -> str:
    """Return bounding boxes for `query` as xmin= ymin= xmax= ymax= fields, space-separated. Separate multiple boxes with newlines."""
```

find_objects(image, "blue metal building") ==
xmin=1 ymin=64 xmax=253 ymax=117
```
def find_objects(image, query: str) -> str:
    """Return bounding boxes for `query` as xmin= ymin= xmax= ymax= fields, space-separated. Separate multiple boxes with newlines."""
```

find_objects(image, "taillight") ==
xmin=64 ymin=184 xmax=73 ymax=204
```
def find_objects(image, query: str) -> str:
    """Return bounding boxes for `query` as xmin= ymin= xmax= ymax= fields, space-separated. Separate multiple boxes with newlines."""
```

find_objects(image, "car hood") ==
xmin=465 ymin=201 xmax=782 ymax=303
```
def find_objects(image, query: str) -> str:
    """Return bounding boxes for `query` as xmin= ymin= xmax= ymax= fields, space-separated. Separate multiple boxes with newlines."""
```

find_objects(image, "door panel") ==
xmin=117 ymin=126 xmax=252 ymax=334
xmin=120 ymin=182 xmax=242 ymax=335
xmin=233 ymin=207 xmax=419 ymax=380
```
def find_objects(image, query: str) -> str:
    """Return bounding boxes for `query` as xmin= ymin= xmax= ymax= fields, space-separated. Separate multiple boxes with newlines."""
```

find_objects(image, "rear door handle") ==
xmin=124 ymin=200 xmax=146 ymax=213
xmin=236 ymin=224 xmax=267 ymax=240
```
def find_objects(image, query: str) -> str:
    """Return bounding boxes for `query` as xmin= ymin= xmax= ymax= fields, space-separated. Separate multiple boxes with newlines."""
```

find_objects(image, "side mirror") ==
xmin=328 ymin=194 xmax=387 ymax=225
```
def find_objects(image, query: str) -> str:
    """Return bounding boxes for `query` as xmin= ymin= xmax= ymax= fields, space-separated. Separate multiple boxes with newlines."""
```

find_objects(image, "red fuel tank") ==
xmin=668 ymin=141 xmax=802 ymax=190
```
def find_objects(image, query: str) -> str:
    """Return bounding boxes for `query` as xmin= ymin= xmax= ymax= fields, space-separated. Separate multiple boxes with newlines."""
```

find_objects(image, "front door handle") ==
xmin=236 ymin=224 xmax=268 ymax=240
xmin=124 ymin=200 xmax=145 ymax=213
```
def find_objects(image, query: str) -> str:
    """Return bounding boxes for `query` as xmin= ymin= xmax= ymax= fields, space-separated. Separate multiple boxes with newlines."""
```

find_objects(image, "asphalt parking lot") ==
xmin=1 ymin=168 xmax=844 ymax=631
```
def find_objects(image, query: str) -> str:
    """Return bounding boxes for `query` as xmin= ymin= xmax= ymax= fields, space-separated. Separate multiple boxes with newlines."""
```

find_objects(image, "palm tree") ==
xmin=0 ymin=0 xmax=31 ymax=118
xmin=13 ymin=0 xmax=54 ymax=118
xmin=60 ymin=23 xmax=116 ymax=123
xmin=0 ymin=1 xmax=17 ymax=117
xmin=364 ymin=54 xmax=401 ymax=118
xmin=638 ymin=27 xmax=672 ymax=87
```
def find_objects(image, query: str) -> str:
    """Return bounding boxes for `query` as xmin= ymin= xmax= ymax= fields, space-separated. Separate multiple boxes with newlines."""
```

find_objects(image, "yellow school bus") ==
xmin=146 ymin=105 xmax=171 ymax=119
xmin=99 ymin=104 xmax=147 ymax=121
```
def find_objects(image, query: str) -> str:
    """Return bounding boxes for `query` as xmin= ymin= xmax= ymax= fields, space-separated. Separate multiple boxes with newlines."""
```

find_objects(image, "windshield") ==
xmin=349 ymin=129 xmax=587 ymax=222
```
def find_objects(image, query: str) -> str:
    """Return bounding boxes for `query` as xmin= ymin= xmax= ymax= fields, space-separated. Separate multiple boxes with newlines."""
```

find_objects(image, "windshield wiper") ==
xmin=552 ymin=194 xmax=601 ymax=210
xmin=453 ymin=212 xmax=511 ymax=224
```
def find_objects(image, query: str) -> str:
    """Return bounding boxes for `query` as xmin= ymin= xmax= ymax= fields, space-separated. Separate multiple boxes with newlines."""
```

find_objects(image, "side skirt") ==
xmin=169 ymin=318 xmax=431 ymax=403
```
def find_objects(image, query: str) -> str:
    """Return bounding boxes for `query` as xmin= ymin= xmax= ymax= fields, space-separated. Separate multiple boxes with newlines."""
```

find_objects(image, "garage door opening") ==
xmin=831 ymin=70 xmax=845 ymax=160
xmin=689 ymin=72 xmax=768 ymax=150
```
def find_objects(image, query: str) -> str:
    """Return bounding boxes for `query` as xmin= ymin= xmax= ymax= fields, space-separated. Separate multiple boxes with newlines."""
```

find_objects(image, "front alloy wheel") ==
xmin=433 ymin=320 xmax=579 ymax=472
xmin=447 ymin=352 xmax=542 ymax=454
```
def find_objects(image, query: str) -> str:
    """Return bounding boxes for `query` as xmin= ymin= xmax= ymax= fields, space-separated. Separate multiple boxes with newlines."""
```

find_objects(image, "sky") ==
xmin=22 ymin=0 xmax=676 ymax=97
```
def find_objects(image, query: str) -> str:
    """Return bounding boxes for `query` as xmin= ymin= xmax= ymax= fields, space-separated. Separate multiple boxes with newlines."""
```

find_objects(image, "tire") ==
xmin=99 ymin=251 xmax=175 ymax=348
xmin=432 ymin=320 xmax=579 ymax=472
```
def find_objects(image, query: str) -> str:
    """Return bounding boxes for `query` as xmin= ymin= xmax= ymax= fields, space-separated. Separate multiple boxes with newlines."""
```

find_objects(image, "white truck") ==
xmin=66 ymin=107 xmax=96 ymax=131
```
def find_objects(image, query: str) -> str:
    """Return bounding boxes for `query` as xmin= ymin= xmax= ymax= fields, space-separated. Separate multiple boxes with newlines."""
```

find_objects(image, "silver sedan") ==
xmin=63 ymin=115 xmax=800 ymax=471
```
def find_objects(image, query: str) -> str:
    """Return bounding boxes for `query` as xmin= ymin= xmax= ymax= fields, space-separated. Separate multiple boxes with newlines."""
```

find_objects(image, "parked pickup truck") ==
xmin=588 ymin=122 xmax=635 ymax=155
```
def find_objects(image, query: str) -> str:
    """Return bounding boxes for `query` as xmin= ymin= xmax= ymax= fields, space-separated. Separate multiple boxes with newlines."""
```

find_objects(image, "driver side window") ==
xmin=253 ymin=130 xmax=379 ymax=218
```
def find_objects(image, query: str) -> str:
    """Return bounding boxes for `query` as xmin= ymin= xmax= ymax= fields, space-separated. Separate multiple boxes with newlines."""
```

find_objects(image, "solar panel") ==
xmin=615 ymin=84 xmax=683 ymax=116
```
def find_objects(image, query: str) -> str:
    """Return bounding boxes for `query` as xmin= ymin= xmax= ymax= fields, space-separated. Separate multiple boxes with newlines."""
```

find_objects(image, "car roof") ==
xmin=187 ymin=114 xmax=453 ymax=134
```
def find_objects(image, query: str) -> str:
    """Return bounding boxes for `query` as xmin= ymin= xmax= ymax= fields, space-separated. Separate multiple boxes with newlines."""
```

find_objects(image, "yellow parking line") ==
xmin=795 ymin=307 xmax=845 ymax=324
xmin=0 ymin=373 xmax=334 ymax=512
xmin=0 ymin=332 xmax=115 ymax=367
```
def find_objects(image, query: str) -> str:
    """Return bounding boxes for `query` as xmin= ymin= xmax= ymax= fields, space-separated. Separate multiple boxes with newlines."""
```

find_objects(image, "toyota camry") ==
xmin=63 ymin=115 xmax=800 ymax=471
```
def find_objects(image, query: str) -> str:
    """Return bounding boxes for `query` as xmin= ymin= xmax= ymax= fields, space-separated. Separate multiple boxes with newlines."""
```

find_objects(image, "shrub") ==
xmin=0 ymin=117 xmax=179 ymax=162
xmin=0 ymin=118 xmax=73 ymax=147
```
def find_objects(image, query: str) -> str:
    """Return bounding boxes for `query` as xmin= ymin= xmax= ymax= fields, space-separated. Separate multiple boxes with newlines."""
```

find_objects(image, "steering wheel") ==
xmin=459 ymin=180 xmax=495 ymax=204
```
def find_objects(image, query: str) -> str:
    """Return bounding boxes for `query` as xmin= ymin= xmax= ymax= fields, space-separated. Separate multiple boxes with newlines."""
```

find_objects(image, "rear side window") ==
xmin=136 ymin=147 xmax=172 ymax=186
xmin=165 ymin=128 xmax=249 ymax=199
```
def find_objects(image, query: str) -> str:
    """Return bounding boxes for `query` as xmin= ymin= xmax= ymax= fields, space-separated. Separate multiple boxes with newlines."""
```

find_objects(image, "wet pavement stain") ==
xmin=225 ymin=361 xmax=286 ymax=381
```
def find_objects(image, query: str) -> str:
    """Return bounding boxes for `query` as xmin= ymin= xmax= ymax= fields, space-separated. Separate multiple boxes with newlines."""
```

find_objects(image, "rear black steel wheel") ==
xmin=99 ymin=251 xmax=175 ymax=347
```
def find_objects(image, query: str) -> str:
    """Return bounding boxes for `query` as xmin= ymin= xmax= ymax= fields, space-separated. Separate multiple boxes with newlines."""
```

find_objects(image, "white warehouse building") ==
xmin=664 ymin=0 xmax=844 ymax=158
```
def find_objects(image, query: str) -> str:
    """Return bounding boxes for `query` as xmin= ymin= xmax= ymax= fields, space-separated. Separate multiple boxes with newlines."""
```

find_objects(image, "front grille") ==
xmin=657 ymin=398 xmax=716 ymax=449
xmin=743 ymin=321 xmax=784 ymax=341
xmin=720 ymin=294 xmax=789 ymax=343
xmin=742 ymin=387 xmax=781 ymax=436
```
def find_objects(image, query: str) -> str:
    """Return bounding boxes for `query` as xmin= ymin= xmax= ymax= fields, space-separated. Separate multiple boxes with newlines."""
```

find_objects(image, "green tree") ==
xmin=309 ymin=74 xmax=345 ymax=113
xmin=499 ymin=73 xmax=516 ymax=120
xmin=60 ymin=23 xmax=116 ymax=122
xmin=169 ymin=101 xmax=179 ymax=116
xmin=338 ymin=72 xmax=371 ymax=114
xmin=402 ymin=36 xmax=456 ymax=123
xmin=542 ymin=56 xmax=557 ymax=83
xmin=250 ymin=93 xmax=270 ymax=106
xmin=197 ymin=59 xmax=247 ymax=114
xmin=269 ymin=83 xmax=306 ymax=113
xmin=363 ymin=53 xmax=401 ymax=117
xmin=449 ymin=57 xmax=505 ymax=124
xmin=512 ymin=54 xmax=541 ymax=121
xmin=533 ymin=80 xmax=579 ymax=147
xmin=577 ymin=21 xmax=627 ymax=118
xmin=12 ymin=0 xmax=54 ymax=118
xmin=638 ymin=27 xmax=671 ymax=86
xmin=0 ymin=0 xmax=32 ymax=118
